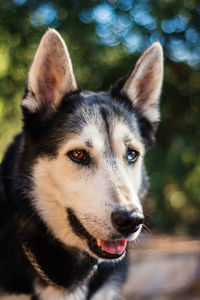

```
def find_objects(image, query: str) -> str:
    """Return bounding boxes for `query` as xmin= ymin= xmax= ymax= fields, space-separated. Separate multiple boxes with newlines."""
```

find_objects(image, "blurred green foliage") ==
xmin=0 ymin=0 xmax=199 ymax=234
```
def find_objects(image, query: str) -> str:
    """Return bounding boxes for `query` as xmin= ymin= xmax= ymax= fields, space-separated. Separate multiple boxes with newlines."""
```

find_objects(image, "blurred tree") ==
xmin=0 ymin=0 xmax=199 ymax=234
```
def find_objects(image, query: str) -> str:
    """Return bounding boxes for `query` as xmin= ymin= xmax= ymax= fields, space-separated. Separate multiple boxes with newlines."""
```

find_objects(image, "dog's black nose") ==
xmin=111 ymin=210 xmax=144 ymax=236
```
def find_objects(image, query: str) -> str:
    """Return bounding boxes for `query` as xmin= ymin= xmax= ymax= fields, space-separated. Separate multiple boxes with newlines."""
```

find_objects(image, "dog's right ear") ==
xmin=21 ymin=29 xmax=77 ymax=113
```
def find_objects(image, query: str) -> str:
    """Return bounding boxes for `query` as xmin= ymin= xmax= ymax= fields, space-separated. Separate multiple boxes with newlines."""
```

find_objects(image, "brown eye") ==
xmin=127 ymin=149 xmax=139 ymax=164
xmin=72 ymin=150 xmax=85 ymax=160
xmin=67 ymin=149 xmax=90 ymax=165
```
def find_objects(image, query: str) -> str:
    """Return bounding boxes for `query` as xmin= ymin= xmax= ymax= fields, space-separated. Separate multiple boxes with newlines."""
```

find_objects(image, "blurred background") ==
xmin=0 ymin=0 xmax=200 ymax=298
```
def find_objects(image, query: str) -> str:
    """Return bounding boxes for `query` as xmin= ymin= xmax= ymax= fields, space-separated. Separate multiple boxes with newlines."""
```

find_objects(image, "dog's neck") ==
xmin=22 ymin=234 xmax=100 ymax=291
xmin=21 ymin=232 xmax=99 ymax=291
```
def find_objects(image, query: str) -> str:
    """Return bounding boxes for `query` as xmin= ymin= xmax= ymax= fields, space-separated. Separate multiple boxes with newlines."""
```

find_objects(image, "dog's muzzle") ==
xmin=67 ymin=208 xmax=130 ymax=260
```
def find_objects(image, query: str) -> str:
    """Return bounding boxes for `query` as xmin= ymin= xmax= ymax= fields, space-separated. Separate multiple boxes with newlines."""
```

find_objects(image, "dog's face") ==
xmin=21 ymin=30 xmax=163 ymax=261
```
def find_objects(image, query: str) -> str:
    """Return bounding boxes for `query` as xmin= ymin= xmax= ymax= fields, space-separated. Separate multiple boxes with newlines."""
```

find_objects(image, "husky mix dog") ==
xmin=0 ymin=29 xmax=163 ymax=300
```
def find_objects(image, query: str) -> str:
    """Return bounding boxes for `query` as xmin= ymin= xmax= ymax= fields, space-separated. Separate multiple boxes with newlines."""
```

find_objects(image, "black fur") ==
xmin=87 ymin=253 xmax=128 ymax=299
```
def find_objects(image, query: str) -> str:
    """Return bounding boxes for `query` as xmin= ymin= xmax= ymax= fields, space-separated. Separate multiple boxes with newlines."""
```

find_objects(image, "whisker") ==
xmin=142 ymin=223 xmax=152 ymax=236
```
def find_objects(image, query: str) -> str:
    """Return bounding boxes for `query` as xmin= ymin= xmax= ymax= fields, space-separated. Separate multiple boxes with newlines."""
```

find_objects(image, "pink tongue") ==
xmin=100 ymin=239 xmax=127 ymax=255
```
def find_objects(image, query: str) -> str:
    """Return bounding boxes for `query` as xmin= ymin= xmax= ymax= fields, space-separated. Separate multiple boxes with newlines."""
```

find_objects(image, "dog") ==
xmin=0 ymin=29 xmax=163 ymax=300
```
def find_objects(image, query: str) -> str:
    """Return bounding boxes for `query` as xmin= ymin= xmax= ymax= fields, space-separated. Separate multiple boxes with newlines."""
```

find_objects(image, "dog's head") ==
xmin=21 ymin=29 xmax=163 ymax=260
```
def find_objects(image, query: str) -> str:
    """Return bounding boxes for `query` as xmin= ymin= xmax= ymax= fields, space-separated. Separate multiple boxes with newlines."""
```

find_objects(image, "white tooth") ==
xmin=96 ymin=239 xmax=101 ymax=247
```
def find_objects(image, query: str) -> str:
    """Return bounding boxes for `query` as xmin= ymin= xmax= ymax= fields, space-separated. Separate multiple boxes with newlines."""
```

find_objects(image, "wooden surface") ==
xmin=122 ymin=235 xmax=200 ymax=300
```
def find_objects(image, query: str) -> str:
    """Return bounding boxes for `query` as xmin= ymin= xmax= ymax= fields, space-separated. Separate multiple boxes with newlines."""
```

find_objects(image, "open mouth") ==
xmin=67 ymin=208 xmax=127 ymax=259
xmin=89 ymin=238 xmax=127 ymax=259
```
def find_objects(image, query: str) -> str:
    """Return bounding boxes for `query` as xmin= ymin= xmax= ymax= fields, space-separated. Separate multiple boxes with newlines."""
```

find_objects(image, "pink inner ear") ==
xmin=26 ymin=30 xmax=78 ymax=112
xmin=135 ymin=71 xmax=153 ymax=105
xmin=37 ymin=55 xmax=66 ymax=111
xmin=135 ymin=63 xmax=160 ymax=108
xmin=38 ymin=72 xmax=56 ymax=110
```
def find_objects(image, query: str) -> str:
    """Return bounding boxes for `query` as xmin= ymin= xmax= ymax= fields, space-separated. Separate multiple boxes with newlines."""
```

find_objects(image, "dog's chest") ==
xmin=34 ymin=283 xmax=88 ymax=300
xmin=1 ymin=283 xmax=117 ymax=300
xmin=35 ymin=284 xmax=117 ymax=300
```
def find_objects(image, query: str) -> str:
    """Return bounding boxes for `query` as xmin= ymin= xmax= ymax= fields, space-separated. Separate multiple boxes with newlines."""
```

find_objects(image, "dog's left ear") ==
xmin=111 ymin=42 xmax=163 ymax=145
xmin=21 ymin=29 xmax=77 ymax=113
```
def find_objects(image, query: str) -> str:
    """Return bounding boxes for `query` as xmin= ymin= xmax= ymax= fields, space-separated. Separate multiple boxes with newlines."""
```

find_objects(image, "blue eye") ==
xmin=127 ymin=149 xmax=139 ymax=163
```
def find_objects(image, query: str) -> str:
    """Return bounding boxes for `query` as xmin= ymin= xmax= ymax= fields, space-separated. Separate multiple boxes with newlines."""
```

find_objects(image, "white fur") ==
xmin=92 ymin=282 xmax=123 ymax=300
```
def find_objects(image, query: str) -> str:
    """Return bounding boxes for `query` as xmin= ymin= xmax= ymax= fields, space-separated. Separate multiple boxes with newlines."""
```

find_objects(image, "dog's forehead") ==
xmin=61 ymin=91 xmax=144 ymax=150
xmin=83 ymin=91 xmax=138 ymax=124
xmin=79 ymin=91 xmax=133 ymax=124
